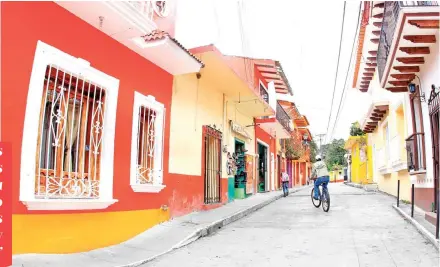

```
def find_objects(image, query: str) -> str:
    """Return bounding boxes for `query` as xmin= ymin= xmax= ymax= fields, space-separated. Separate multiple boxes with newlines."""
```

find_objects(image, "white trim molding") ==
xmin=20 ymin=41 xmax=119 ymax=211
xmin=130 ymin=91 xmax=166 ymax=193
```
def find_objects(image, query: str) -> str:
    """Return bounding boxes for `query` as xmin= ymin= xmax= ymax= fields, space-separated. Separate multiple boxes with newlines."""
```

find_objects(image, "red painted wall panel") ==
xmin=1 ymin=2 xmax=185 ymax=214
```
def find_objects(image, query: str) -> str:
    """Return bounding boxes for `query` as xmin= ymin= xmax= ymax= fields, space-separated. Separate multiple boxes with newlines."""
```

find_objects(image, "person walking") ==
xmin=281 ymin=171 xmax=290 ymax=197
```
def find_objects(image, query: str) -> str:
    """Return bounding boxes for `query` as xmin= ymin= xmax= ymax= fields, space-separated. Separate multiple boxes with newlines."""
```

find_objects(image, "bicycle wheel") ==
xmin=322 ymin=188 xmax=330 ymax=212
xmin=311 ymin=188 xmax=321 ymax=208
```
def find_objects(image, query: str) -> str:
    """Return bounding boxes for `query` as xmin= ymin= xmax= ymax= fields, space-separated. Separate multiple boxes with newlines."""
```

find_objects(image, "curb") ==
xmin=119 ymin=186 xmax=311 ymax=267
xmin=392 ymin=204 xmax=439 ymax=249
xmin=343 ymin=182 xmax=378 ymax=192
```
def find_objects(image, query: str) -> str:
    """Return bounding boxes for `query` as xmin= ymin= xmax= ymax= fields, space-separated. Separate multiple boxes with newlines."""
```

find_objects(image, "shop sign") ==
xmin=230 ymin=120 xmax=251 ymax=140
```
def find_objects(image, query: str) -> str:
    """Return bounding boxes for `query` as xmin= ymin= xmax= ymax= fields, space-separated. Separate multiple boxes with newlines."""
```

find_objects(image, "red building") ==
xmin=2 ymin=1 xmax=204 ymax=254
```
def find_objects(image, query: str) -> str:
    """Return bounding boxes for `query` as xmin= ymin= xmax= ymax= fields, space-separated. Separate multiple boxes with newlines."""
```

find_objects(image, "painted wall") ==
xmin=168 ymin=71 xmax=233 ymax=207
xmin=414 ymin=35 xmax=439 ymax=190
xmin=1 ymin=2 xmax=202 ymax=254
xmin=346 ymin=136 xmax=371 ymax=184
xmin=370 ymin=104 xmax=412 ymax=202
xmin=409 ymin=34 xmax=439 ymax=210
xmin=168 ymin=73 xmax=224 ymax=176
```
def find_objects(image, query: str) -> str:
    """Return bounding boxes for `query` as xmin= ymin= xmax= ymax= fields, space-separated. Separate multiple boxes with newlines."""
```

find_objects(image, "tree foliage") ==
xmin=309 ymin=140 xmax=318 ymax=163
xmin=350 ymin=122 xmax=365 ymax=136
xmin=285 ymin=137 xmax=304 ymax=160
xmin=321 ymin=139 xmax=347 ymax=171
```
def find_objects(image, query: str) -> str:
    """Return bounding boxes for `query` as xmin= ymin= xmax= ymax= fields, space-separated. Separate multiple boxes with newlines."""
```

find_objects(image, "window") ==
xmin=130 ymin=92 xmax=165 ymax=193
xmin=20 ymin=41 xmax=119 ymax=210
xmin=384 ymin=123 xmax=390 ymax=161
xmin=36 ymin=67 xmax=105 ymax=199
xmin=259 ymin=81 xmax=269 ymax=104
xmin=406 ymin=85 xmax=426 ymax=171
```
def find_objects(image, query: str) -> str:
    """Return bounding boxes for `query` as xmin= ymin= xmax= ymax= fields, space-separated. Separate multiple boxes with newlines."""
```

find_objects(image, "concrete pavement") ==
xmin=12 ymin=186 xmax=310 ymax=267
xmin=148 ymin=183 xmax=439 ymax=267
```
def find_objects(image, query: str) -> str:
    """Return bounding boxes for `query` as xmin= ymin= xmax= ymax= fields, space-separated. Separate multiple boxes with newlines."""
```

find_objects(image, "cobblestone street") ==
xmin=147 ymin=184 xmax=439 ymax=267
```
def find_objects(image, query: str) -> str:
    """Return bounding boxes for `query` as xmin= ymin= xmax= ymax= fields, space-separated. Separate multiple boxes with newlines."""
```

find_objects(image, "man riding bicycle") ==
xmin=311 ymin=155 xmax=330 ymax=200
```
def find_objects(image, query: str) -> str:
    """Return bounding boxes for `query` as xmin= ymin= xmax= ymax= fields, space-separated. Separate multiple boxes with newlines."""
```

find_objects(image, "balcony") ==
xmin=406 ymin=132 xmax=426 ymax=173
xmin=377 ymin=1 xmax=439 ymax=91
xmin=255 ymin=102 xmax=292 ymax=139
xmin=57 ymin=1 xmax=204 ymax=75
xmin=390 ymin=135 xmax=408 ymax=171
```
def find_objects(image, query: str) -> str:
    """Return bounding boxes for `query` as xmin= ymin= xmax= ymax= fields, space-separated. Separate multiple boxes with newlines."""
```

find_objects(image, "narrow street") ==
xmin=147 ymin=184 xmax=439 ymax=267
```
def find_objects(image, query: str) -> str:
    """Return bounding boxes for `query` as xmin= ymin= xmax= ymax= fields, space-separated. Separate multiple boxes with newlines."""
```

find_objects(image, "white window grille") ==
xmin=20 ymin=41 xmax=119 ymax=210
xmin=130 ymin=92 xmax=165 ymax=193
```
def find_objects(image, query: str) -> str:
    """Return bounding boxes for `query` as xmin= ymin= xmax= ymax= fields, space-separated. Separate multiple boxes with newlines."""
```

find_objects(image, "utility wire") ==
xmin=237 ymin=1 xmax=251 ymax=85
xmin=325 ymin=2 xmax=347 ymax=143
xmin=329 ymin=2 xmax=362 ymax=140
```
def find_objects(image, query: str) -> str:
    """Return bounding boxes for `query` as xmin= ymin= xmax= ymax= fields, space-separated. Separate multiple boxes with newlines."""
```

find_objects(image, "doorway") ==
xmin=234 ymin=139 xmax=246 ymax=198
xmin=257 ymin=141 xmax=268 ymax=192
xmin=287 ymin=160 xmax=293 ymax=188
xmin=203 ymin=125 xmax=222 ymax=204
xmin=277 ymin=155 xmax=281 ymax=190
xmin=429 ymin=88 xmax=439 ymax=212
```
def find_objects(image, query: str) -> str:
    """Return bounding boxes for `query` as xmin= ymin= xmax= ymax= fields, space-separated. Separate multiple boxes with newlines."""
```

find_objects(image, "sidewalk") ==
xmin=13 ymin=185 xmax=311 ymax=267
xmin=393 ymin=202 xmax=439 ymax=249
xmin=344 ymin=182 xmax=439 ymax=249
xmin=344 ymin=181 xmax=379 ymax=192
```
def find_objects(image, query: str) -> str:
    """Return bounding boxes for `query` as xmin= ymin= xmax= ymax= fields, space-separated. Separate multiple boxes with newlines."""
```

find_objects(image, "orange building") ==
xmin=278 ymin=100 xmax=313 ymax=187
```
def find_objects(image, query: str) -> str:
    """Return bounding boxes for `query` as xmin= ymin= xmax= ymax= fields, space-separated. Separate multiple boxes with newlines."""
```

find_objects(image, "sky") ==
xmin=175 ymin=0 xmax=371 ymax=143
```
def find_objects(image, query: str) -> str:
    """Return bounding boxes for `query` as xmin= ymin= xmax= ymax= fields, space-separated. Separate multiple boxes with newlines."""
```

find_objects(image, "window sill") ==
xmin=22 ymin=198 xmax=118 ymax=211
xmin=131 ymin=184 xmax=166 ymax=193
xmin=409 ymin=170 xmax=427 ymax=176
xmin=391 ymin=161 xmax=407 ymax=172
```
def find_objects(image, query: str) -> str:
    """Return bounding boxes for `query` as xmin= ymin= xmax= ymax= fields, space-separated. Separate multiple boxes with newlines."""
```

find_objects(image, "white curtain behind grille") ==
xmin=64 ymin=104 xmax=80 ymax=172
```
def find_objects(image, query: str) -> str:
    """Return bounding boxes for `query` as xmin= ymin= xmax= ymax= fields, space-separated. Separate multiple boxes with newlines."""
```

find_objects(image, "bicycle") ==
xmin=311 ymin=178 xmax=330 ymax=212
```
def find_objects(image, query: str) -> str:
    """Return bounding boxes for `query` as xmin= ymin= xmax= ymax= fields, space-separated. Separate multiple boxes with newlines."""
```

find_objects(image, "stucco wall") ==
xmin=2 ymin=2 xmax=181 ymax=254
xmin=417 ymin=34 xmax=439 ymax=188
xmin=169 ymin=73 xmax=225 ymax=176
xmin=371 ymin=109 xmax=411 ymax=202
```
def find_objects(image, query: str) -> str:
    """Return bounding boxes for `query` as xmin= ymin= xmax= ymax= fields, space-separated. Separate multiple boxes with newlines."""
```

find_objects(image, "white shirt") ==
xmin=281 ymin=172 xmax=289 ymax=182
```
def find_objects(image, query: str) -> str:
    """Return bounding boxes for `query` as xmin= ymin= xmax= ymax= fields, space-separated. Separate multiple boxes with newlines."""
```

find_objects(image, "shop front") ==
xmin=228 ymin=120 xmax=256 ymax=200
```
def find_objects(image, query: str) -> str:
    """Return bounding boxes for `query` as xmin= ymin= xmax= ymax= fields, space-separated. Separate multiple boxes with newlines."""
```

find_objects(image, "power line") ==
xmin=329 ymin=2 xmax=362 ymax=141
xmin=325 ymin=2 xmax=347 ymax=142
xmin=237 ymin=1 xmax=252 ymax=86
xmin=314 ymin=134 xmax=326 ymax=155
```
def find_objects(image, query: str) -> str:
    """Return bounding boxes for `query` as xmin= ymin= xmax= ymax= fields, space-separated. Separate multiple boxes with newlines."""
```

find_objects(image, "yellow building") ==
xmin=361 ymin=101 xmax=411 ymax=202
xmin=169 ymin=45 xmax=276 ymax=206
xmin=345 ymin=136 xmax=373 ymax=185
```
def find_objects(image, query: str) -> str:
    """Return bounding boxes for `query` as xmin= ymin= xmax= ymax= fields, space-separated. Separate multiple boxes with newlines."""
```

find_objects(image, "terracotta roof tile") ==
xmin=142 ymin=30 xmax=204 ymax=67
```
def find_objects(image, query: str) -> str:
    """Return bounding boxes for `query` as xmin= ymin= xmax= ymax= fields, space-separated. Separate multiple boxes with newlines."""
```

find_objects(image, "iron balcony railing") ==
xmin=128 ymin=1 xmax=155 ymax=21
xmin=377 ymin=1 xmax=439 ymax=81
xmin=406 ymin=132 xmax=426 ymax=172
xmin=276 ymin=102 xmax=291 ymax=133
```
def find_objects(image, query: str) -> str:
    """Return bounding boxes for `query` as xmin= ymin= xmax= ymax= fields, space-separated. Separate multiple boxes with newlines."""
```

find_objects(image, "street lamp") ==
xmin=302 ymin=133 xmax=309 ymax=146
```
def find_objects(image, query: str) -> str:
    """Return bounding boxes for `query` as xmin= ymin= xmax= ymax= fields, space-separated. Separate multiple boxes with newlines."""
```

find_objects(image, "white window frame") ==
xmin=130 ymin=92 xmax=166 ymax=193
xmin=20 ymin=41 xmax=119 ymax=210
